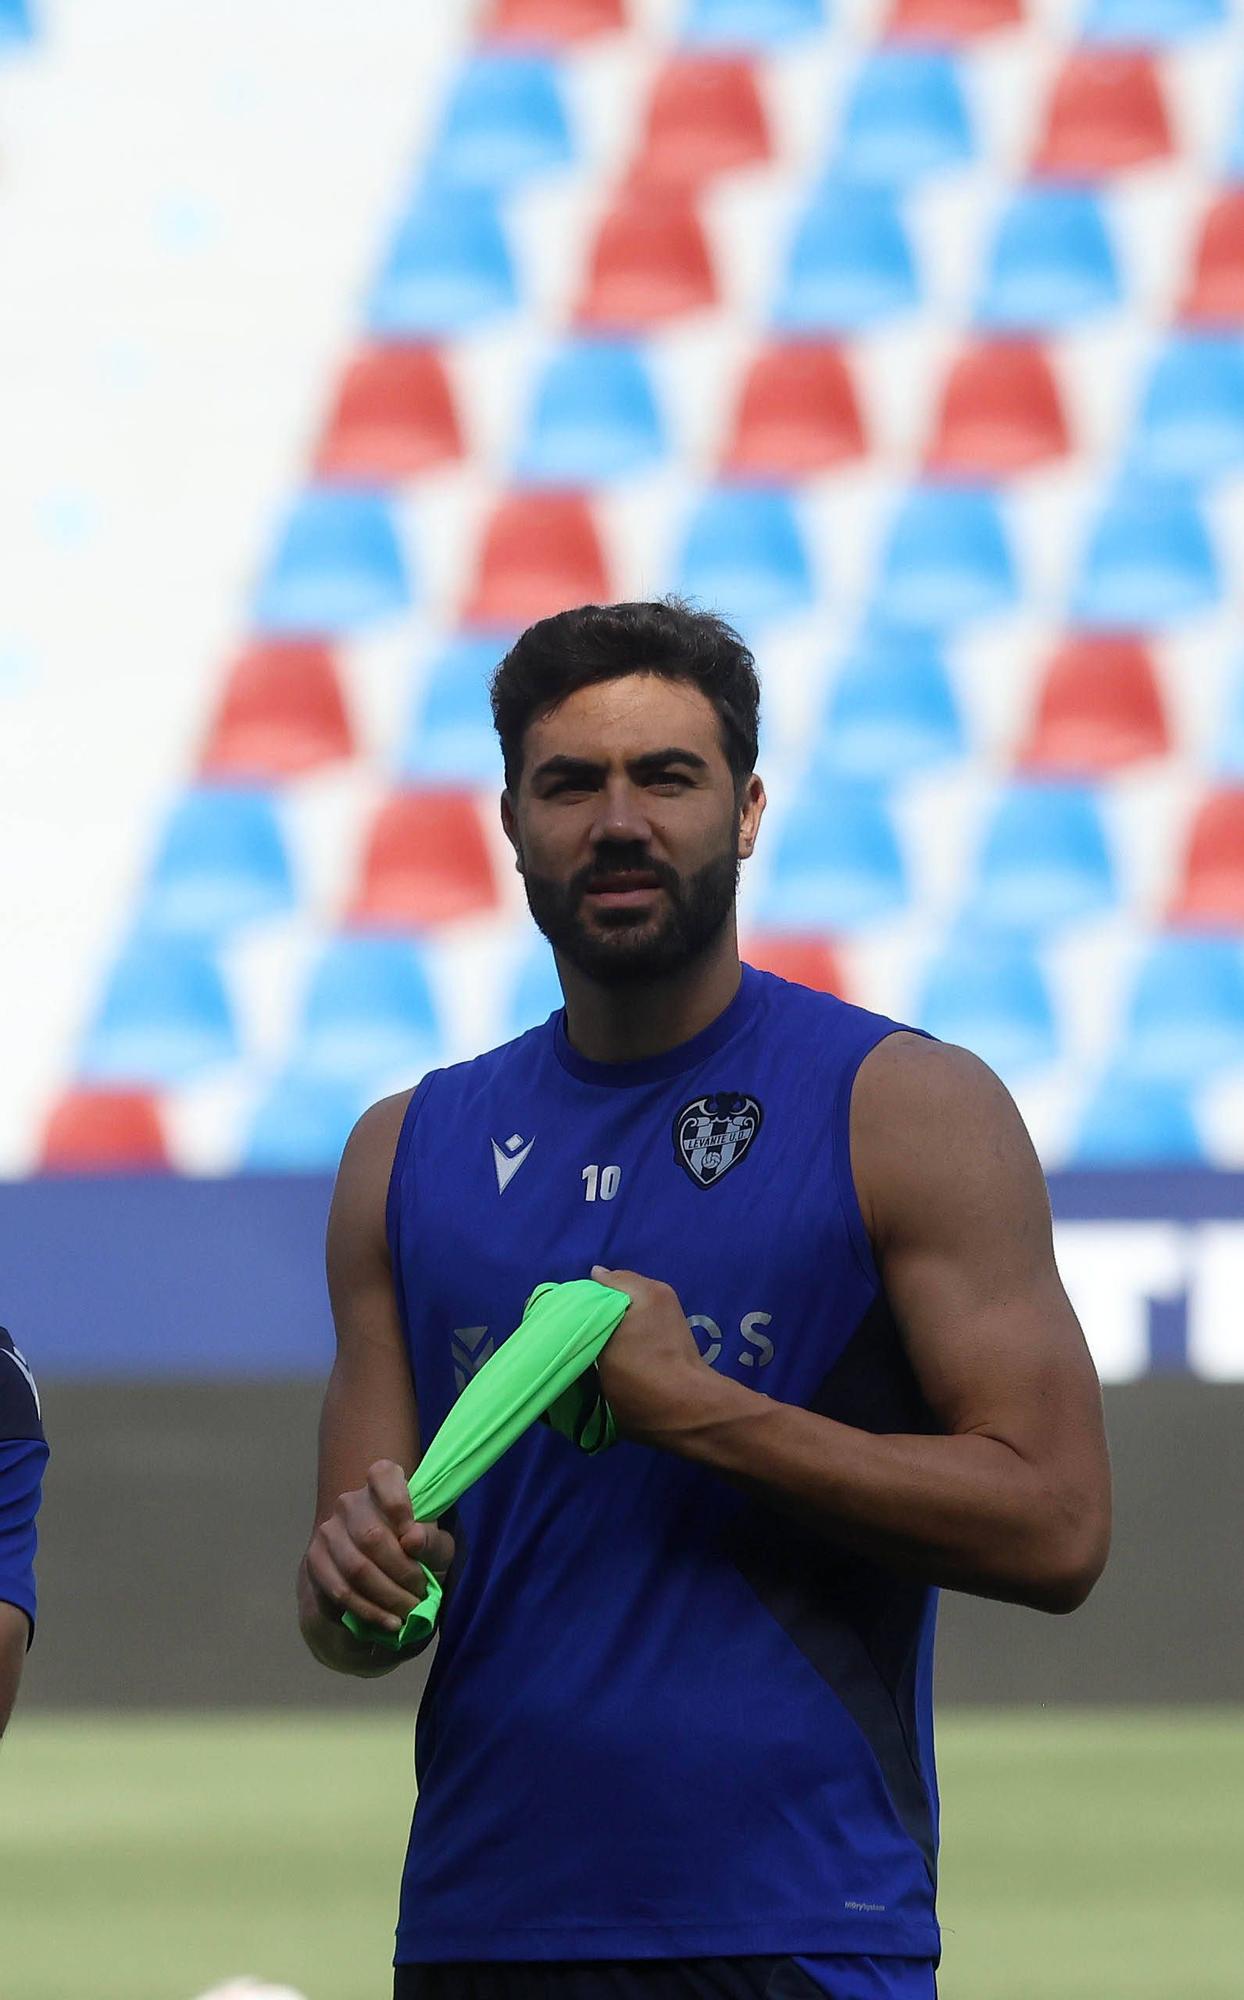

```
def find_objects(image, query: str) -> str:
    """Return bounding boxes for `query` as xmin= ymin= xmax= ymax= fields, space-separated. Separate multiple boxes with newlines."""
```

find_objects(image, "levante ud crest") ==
xmin=673 ymin=1091 xmax=763 ymax=1189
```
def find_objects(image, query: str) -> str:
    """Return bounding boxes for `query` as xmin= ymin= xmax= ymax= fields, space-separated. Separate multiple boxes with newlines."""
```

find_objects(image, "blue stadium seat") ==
xmin=682 ymin=0 xmax=826 ymax=44
xmin=139 ymin=788 xmax=294 ymax=939
xmin=1082 ymin=0 xmax=1224 ymax=41
xmin=965 ymin=781 xmax=1116 ymax=935
xmin=815 ymin=628 xmax=963 ymax=778
xmin=427 ymin=53 xmax=573 ymax=190
xmin=1213 ymin=657 xmax=1244 ymax=778
xmin=0 ymin=0 xmax=33 ymax=46
xmin=1128 ymin=335 xmax=1244 ymax=485
xmin=516 ymin=340 xmax=665 ymax=484
xmin=833 ymin=51 xmax=973 ymax=188
xmin=873 ymin=486 xmax=1016 ymax=629
xmin=1116 ymin=935 xmax=1244 ymax=1082
xmin=290 ymin=937 xmax=441 ymax=1082
xmin=251 ymin=490 xmax=411 ymax=636
xmin=510 ymin=941 xmax=566 ymax=1035
xmin=773 ymin=187 xmax=919 ymax=332
xmin=976 ymin=188 xmax=1120 ymax=330
xmin=757 ymin=779 xmax=907 ymax=930
xmin=243 ymin=1074 xmax=367 ymax=1172
xmin=1070 ymin=1072 xmax=1204 ymax=1165
xmin=1225 ymin=82 xmax=1244 ymax=180
xmin=366 ymin=188 xmax=517 ymax=337
xmin=1071 ymin=483 xmax=1220 ymax=627
xmin=80 ymin=940 xmax=237 ymax=1084
xmin=674 ymin=487 xmax=814 ymax=630
xmin=915 ymin=938 xmax=1059 ymax=1076
xmin=397 ymin=633 xmax=508 ymax=786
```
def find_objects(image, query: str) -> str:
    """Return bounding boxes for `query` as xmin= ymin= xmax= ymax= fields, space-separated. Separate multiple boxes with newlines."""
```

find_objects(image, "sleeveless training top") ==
xmin=387 ymin=963 xmax=941 ymax=1966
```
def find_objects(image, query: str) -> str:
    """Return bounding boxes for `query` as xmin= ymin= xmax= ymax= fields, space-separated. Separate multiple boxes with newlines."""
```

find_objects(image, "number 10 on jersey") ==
xmin=582 ymin=1163 xmax=621 ymax=1202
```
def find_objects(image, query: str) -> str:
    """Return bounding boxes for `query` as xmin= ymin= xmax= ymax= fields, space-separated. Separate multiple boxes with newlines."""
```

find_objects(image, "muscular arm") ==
xmin=0 ymin=1602 xmax=29 ymax=1736
xmin=613 ymin=1037 xmax=1111 ymax=1613
xmin=297 ymin=1090 xmax=453 ymax=1677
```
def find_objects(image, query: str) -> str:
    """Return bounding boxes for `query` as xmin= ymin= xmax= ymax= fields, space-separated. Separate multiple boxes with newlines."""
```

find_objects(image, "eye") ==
xmin=647 ymin=773 xmax=690 ymax=792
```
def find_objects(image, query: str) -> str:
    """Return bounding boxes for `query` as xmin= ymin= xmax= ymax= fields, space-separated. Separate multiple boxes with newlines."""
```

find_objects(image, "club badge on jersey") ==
xmin=673 ymin=1091 xmax=763 ymax=1189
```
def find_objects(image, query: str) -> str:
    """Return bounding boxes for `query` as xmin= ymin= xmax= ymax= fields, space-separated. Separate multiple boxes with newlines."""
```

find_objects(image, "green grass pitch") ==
xmin=2 ymin=1710 xmax=1242 ymax=2000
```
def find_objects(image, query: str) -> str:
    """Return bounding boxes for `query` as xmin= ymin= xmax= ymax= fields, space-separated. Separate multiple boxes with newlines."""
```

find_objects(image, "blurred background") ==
xmin=0 ymin=0 xmax=1242 ymax=1994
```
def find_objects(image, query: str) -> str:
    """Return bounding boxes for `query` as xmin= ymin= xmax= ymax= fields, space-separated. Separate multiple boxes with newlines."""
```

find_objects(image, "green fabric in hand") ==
xmin=342 ymin=1277 xmax=628 ymax=1653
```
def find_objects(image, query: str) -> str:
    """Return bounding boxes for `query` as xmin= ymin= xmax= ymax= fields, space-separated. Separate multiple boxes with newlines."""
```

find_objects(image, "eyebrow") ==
xmin=531 ymin=747 xmax=711 ymax=784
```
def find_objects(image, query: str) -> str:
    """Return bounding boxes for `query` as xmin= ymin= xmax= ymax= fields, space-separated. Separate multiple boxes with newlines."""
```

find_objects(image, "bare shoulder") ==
xmin=328 ymin=1088 xmax=418 ymax=1269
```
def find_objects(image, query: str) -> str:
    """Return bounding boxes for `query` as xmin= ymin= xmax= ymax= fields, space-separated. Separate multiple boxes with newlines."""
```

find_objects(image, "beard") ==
xmin=518 ymin=837 xmax=740 ymax=987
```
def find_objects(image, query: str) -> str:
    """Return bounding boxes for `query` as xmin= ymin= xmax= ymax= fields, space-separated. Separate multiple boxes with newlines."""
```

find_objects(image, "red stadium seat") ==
xmin=1169 ymin=789 xmax=1244 ymax=927
xmin=1032 ymin=52 xmax=1172 ymax=180
xmin=465 ymin=492 xmax=612 ymax=627
xmin=576 ymin=193 xmax=718 ymax=328
xmin=1018 ymin=634 xmax=1169 ymax=776
xmin=199 ymin=640 xmax=354 ymax=780
xmin=885 ymin=0 xmax=1022 ymax=40
xmin=742 ymin=934 xmax=848 ymax=996
xmin=721 ymin=342 xmax=866 ymax=479
xmin=926 ymin=339 xmax=1068 ymax=479
xmin=313 ymin=345 xmax=463 ymax=483
xmin=348 ymin=790 xmax=500 ymax=929
xmin=627 ymin=56 xmax=771 ymax=192
xmin=1181 ymin=190 xmax=1244 ymax=328
xmin=482 ymin=0 xmax=626 ymax=42
xmin=40 ymin=1088 xmax=171 ymax=1172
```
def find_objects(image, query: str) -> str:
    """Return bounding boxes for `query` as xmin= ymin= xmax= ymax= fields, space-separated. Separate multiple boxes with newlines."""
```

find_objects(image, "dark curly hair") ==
xmin=488 ymin=598 xmax=761 ymax=794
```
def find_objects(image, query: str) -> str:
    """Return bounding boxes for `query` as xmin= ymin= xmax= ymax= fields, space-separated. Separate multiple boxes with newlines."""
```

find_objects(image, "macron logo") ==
xmin=492 ymin=1132 xmax=534 ymax=1195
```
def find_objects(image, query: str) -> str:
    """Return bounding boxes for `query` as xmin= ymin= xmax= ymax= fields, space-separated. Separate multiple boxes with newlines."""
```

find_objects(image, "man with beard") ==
xmin=298 ymin=599 xmax=1111 ymax=2000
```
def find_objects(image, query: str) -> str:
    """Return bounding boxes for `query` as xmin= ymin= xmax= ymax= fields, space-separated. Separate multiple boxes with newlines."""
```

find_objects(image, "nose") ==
xmin=589 ymin=776 xmax=652 ymax=850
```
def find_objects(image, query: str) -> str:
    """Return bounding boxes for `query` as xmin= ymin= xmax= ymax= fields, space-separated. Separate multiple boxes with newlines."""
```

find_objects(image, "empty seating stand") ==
xmin=628 ymin=55 xmax=771 ymax=190
xmin=1018 ymin=634 xmax=1169 ymax=775
xmin=481 ymin=0 xmax=628 ymax=42
xmin=199 ymin=641 xmax=354 ymax=781
xmin=314 ymin=346 xmax=464 ymax=483
xmin=426 ymin=52 xmax=573 ymax=191
xmin=1169 ymin=790 xmax=1244 ymax=927
xmin=722 ymin=342 xmax=866 ymax=479
xmin=348 ymin=790 xmax=499 ymax=929
xmin=577 ymin=192 xmax=718 ymax=327
xmin=774 ymin=186 xmax=919 ymax=331
xmin=465 ymin=492 xmax=611 ymax=627
xmin=39 ymin=1089 xmax=171 ymax=1174
xmin=834 ymin=50 xmax=974 ymax=187
xmin=926 ymin=339 xmax=1069 ymax=479
xmin=1032 ymin=51 xmax=1173 ymax=180
xmin=516 ymin=339 xmax=665 ymax=483
xmin=252 ymin=489 xmax=412 ymax=635
xmin=288 ymin=936 xmax=441 ymax=1083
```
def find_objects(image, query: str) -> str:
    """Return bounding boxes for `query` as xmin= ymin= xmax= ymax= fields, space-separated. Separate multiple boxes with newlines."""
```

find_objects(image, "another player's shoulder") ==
xmin=0 ymin=1329 xmax=44 ymax=1444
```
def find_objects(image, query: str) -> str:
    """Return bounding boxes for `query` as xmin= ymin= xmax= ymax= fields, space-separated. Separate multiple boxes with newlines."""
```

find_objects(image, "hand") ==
xmin=590 ymin=1265 xmax=724 ymax=1448
xmin=304 ymin=1459 xmax=456 ymax=1639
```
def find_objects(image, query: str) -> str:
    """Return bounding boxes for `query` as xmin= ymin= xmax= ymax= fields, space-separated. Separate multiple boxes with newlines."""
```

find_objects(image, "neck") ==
xmin=556 ymin=925 xmax=743 ymax=1065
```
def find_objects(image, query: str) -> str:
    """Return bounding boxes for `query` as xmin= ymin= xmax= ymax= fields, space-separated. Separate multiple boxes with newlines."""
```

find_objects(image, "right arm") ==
xmin=297 ymin=1090 xmax=455 ymax=1678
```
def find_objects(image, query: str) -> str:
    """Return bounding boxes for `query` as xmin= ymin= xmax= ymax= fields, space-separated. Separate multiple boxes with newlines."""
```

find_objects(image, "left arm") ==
xmin=593 ymin=1036 xmax=1111 ymax=1614
xmin=0 ymin=1602 xmax=29 ymax=1738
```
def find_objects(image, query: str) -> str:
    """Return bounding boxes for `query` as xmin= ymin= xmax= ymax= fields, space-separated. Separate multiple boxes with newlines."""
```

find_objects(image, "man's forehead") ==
xmin=526 ymin=674 xmax=724 ymax=757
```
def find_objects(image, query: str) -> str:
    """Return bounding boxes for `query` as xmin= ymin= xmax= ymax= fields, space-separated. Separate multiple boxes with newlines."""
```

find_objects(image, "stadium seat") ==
xmin=1071 ymin=483 xmax=1220 ymax=626
xmin=139 ymin=788 xmax=294 ymax=940
xmin=290 ymin=936 xmax=441 ymax=1082
xmin=740 ymin=934 xmax=847 ymax=995
xmin=464 ymin=492 xmax=611 ymax=627
xmin=39 ymin=1089 xmax=171 ymax=1174
xmin=1081 ymin=0 xmax=1224 ymax=40
xmin=1180 ymin=190 xmax=1244 ymax=327
xmin=397 ymin=633 xmax=508 ymax=785
xmin=251 ymin=489 xmax=411 ymax=636
xmin=1213 ymin=658 xmax=1244 ymax=778
xmin=628 ymin=55 xmax=771 ymax=190
xmin=674 ymin=486 xmax=815 ymax=630
xmin=833 ymin=51 xmax=974 ymax=188
xmin=886 ymin=0 xmax=1022 ymax=37
xmin=873 ymin=485 xmax=1017 ymax=628
xmin=243 ymin=1074 xmax=368 ymax=1172
xmin=758 ymin=780 xmax=908 ymax=930
xmin=925 ymin=338 xmax=1069 ymax=478
xmin=1169 ymin=790 xmax=1244 ymax=927
xmin=426 ymin=52 xmax=573 ymax=190
xmin=1224 ymin=83 xmax=1244 ymax=180
xmin=976 ymin=187 xmax=1120 ymax=330
xmin=773 ymin=187 xmax=919 ymax=332
xmin=199 ymin=640 xmax=355 ymax=781
xmin=816 ymin=628 xmax=963 ymax=777
xmin=577 ymin=193 xmax=718 ymax=328
xmin=1032 ymin=52 xmax=1172 ymax=180
xmin=516 ymin=339 xmax=665 ymax=483
xmin=80 ymin=941 xmax=237 ymax=1084
xmin=1115 ymin=934 xmax=1244 ymax=1081
xmin=914 ymin=937 xmax=1059 ymax=1076
xmin=481 ymin=0 xmax=627 ymax=43
xmin=0 ymin=0 xmax=33 ymax=46
xmin=681 ymin=0 xmax=825 ymax=44
xmin=1070 ymin=1073 xmax=1204 ymax=1165
xmin=366 ymin=187 xmax=517 ymax=337
xmin=1017 ymin=633 xmax=1169 ymax=775
xmin=313 ymin=345 xmax=463 ymax=483
xmin=511 ymin=940 xmax=566 ymax=1032
xmin=348 ymin=789 xmax=499 ymax=928
xmin=721 ymin=341 xmax=866 ymax=479
xmin=964 ymin=780 xmax=1116 ymax=935
xmin=1128 ymin=334 xmax=1244 ymax=484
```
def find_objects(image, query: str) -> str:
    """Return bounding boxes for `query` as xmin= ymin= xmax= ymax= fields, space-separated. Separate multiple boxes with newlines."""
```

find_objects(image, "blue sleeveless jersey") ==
xmin=387 ymin=964 xmax=940 ymax=1965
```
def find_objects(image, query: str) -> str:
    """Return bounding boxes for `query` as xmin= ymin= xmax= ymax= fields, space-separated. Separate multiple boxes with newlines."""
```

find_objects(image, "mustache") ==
xmin=570 ymin=853 xmax=681 ymax=901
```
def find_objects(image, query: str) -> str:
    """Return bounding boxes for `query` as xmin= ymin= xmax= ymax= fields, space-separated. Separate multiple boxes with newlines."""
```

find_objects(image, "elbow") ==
xmin=1021 ymin=1491 xmax=1112 ymax=1615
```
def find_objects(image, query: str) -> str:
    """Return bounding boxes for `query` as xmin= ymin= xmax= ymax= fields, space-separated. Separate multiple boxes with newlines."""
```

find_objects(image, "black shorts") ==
xmin=394 ymin=1956 xmax=937 ymax=2000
